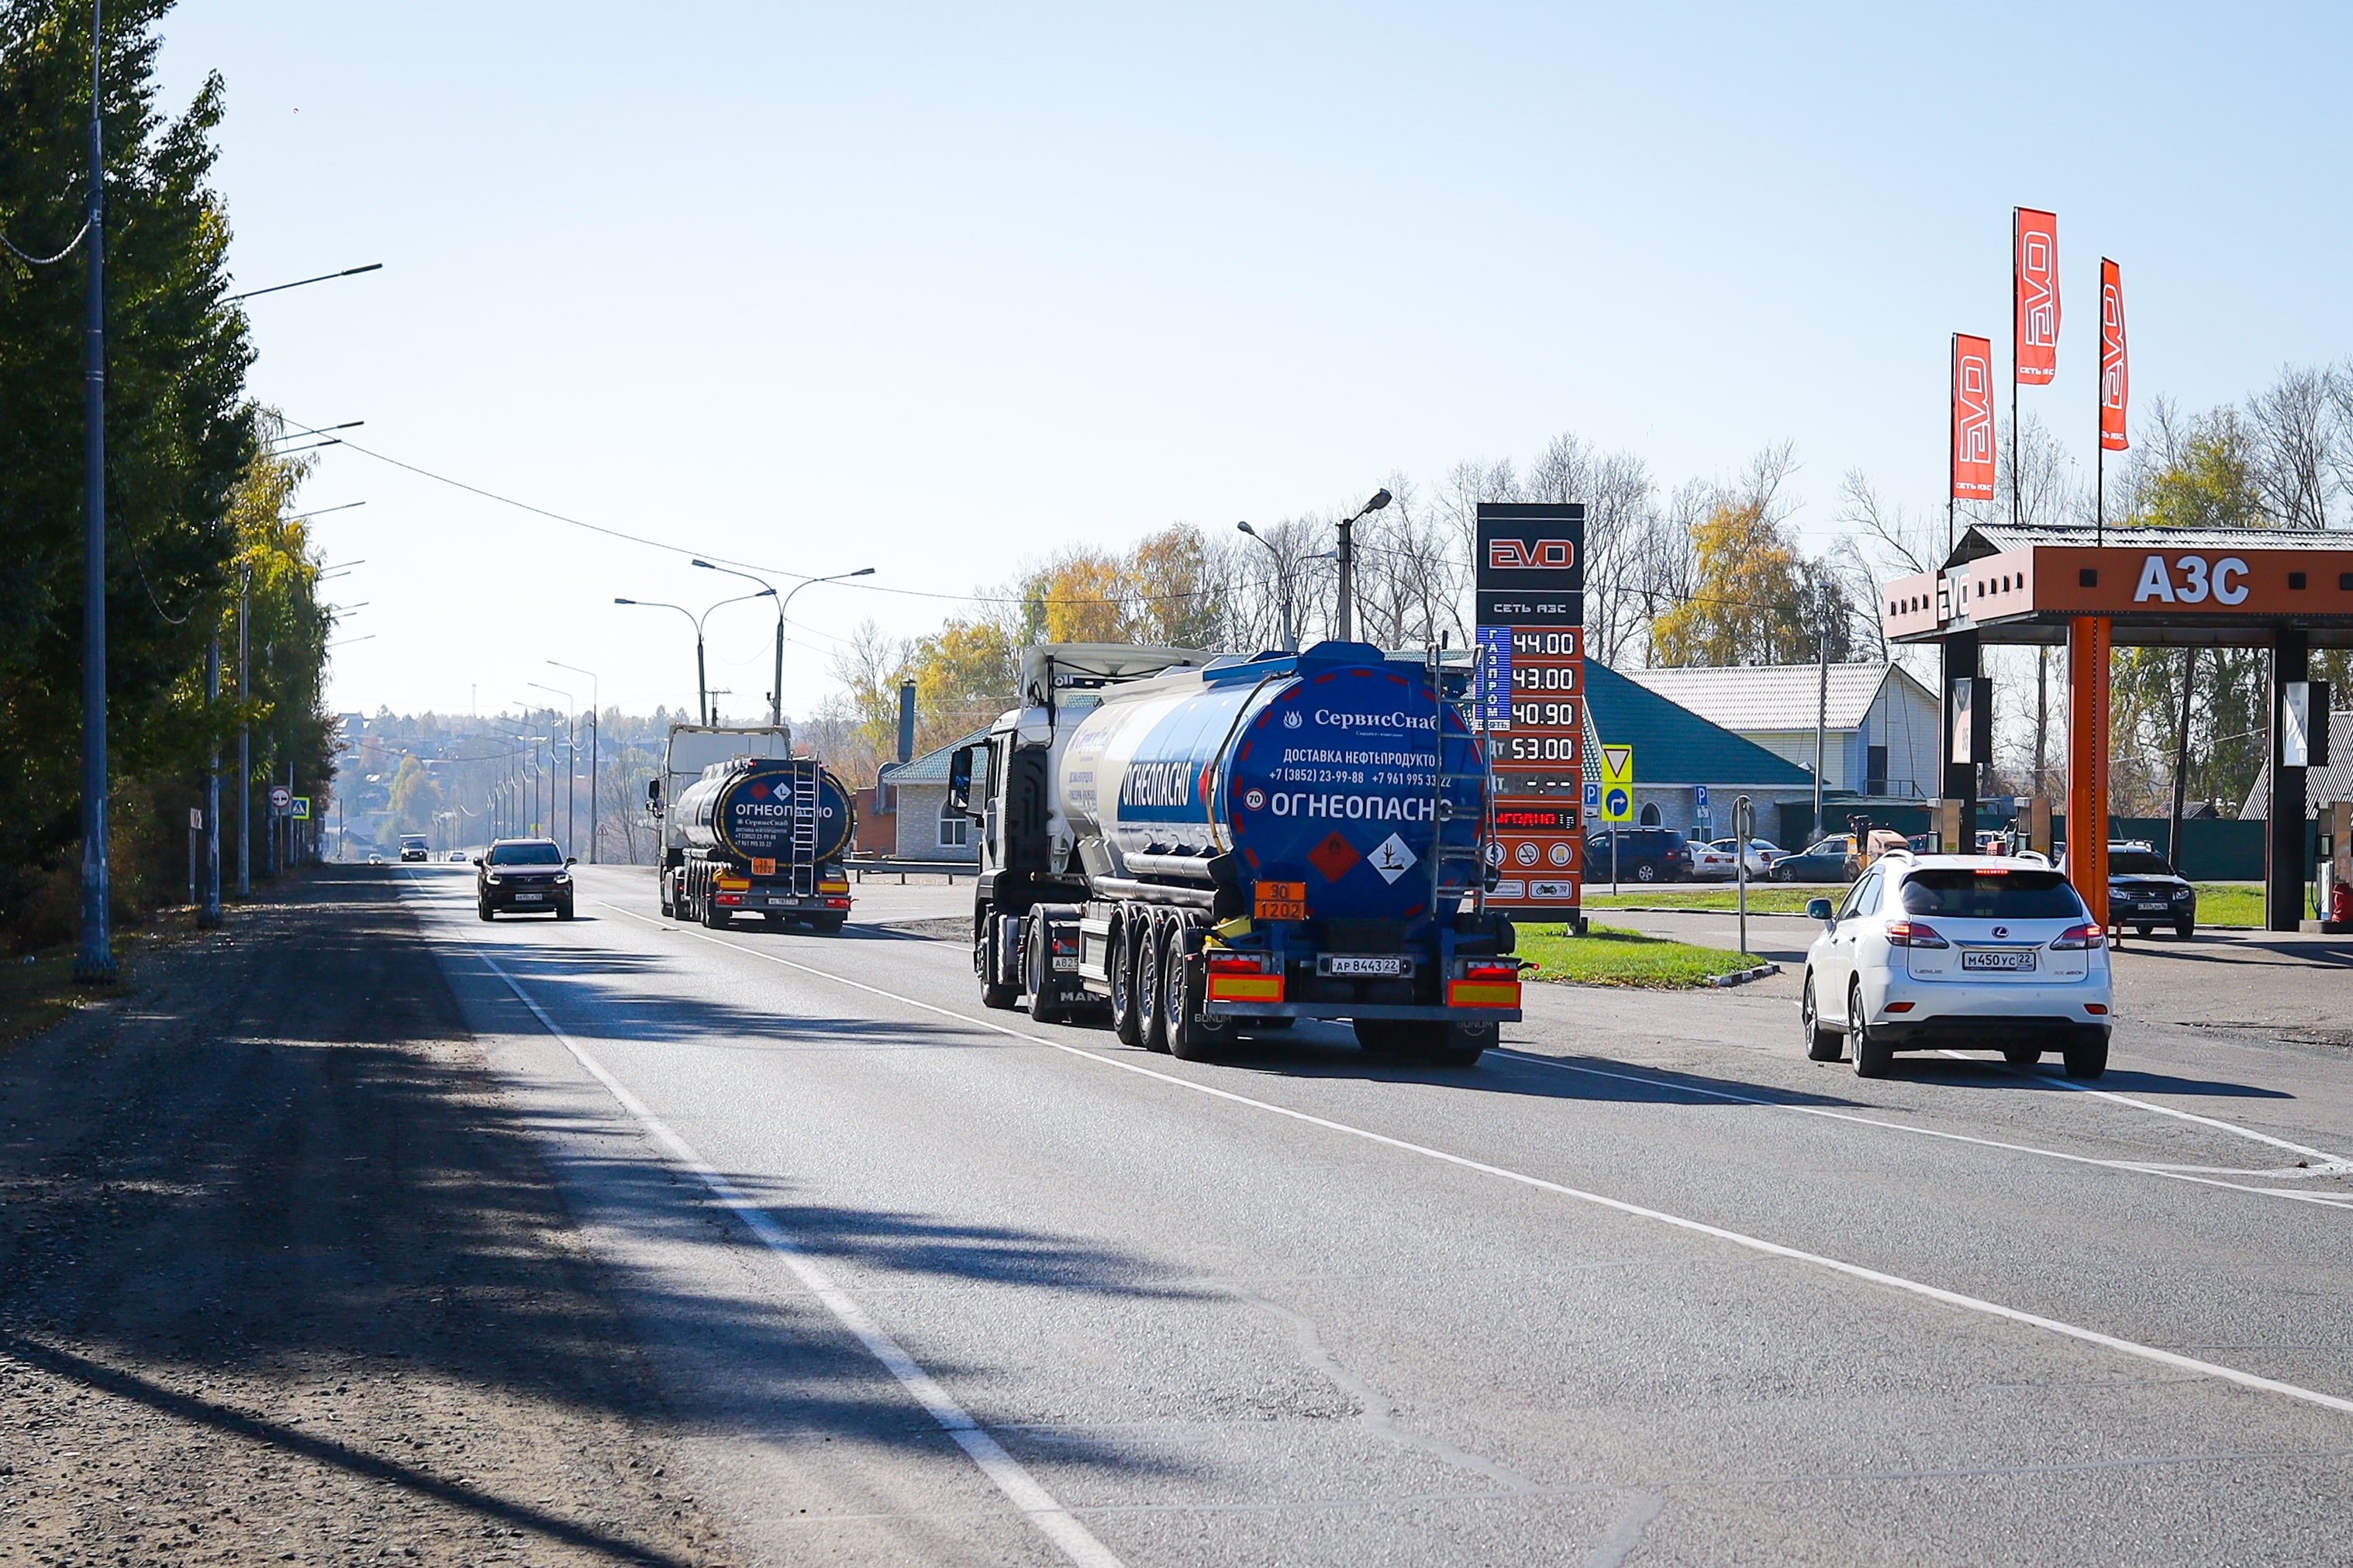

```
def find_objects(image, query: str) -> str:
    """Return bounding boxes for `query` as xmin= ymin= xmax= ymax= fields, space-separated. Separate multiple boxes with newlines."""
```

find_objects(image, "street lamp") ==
xmin=527 ymin=681 xmax=576 ymax=853
xmin=615 ymin=591 xmax=775 ymax=725
xmin=1333 ymin=487 xmax=1392 ymax=643
xmin=549 ymin=660 xmax=600 ymax=863
xmin=224 ymin=261 xmax=382 ymax=303
xmin=692 ymin=560 xmax=874 ymax=728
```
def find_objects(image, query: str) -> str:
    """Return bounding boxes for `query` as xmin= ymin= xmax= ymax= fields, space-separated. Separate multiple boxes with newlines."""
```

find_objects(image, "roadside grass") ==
xmin=0 ymin=909 xmax=203 ymax=1048
xmin=1584 ymin=885 xmax=1825 ymax=915
xmin=1585 ymin=880 xmax=2287 ymax=928
xmin=1516 ymin=922 xmax=1764 ymax=988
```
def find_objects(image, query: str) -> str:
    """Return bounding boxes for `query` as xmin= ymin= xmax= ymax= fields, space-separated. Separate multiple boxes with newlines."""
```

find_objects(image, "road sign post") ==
xmin=1734 ymin=794 xmax=1754 ymax=959
xmin=1597 ymin=746 xmax=1634 ymax=894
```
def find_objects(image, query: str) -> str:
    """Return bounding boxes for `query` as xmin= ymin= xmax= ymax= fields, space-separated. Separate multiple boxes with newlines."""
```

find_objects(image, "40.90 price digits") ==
xmin=1510 ymin=700 xmax=1578 ymax=728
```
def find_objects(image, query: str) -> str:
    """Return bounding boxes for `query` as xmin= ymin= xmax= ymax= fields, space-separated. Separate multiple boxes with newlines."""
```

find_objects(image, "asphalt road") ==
xmin=395 ymin=863 xmax=2353 ymax=1566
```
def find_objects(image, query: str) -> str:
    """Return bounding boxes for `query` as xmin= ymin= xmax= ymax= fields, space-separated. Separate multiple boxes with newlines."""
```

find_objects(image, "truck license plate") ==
xmin=1327 ymin=956 xmax=1406 ymax=977
xmin=1961 ymin=949 xmax=2033 ymax=972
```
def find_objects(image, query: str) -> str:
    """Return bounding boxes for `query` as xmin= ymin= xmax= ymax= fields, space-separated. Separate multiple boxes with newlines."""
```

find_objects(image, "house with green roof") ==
xmin=875 ymin=727 xmax=992 ymax=862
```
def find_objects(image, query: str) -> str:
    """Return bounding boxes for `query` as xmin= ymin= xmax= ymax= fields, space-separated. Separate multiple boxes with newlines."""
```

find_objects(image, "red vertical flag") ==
xmin=1951 ymin=333 xmax=1997 ymax=500
xmin=2099 ymin=257 xmax=2128 ymax=451
xmin=2014 ymin=208 xmax=2060 ymax=384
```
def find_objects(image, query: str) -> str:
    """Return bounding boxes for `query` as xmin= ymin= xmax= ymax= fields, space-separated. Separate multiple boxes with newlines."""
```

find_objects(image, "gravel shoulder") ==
xmin=0 ymin=867 xmax=736 ymax=1567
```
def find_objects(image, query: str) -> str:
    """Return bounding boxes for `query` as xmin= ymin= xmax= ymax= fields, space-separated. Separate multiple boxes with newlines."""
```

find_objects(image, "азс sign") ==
xmin=1475 ymin=502 xmax=1585 ymax=913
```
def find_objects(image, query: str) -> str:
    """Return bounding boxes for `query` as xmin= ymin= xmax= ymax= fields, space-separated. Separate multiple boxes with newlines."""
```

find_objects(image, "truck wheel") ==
xmin=1162 ymin=925 xmax=1231 ymax=1063
xmin=1354 ymin=1020 xmax=1444 ymax=1058
xmin=1109 ymin=917 xmax=1146 ymax=1046
xmin=810 ymin=915 xmax=845 ymax=935
xmin=1427 ymin=1021 xmax=1493 ymax=1068
xmin=1137 ymin=918 xmax=1172 ymax=1053
xmin=659 ymin=885 xmax=674 ymax=918
xmin=699 ymin=885 xmax=729 ymax=929
xmin=979 ymin=912 xmax=1018 ymax=1009
xmin=1025 ymin=916 xmax=1068 ymax=1024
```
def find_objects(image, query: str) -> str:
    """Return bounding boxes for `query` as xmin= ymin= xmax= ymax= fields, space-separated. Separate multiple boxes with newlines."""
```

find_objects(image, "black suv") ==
xmin=1582 ymin=827 xmax=1694 ymax=884
xmin=2106 ymin=842 xmax=2196 ymax=938
xmin=474 ymin=838 xmax=575 ymax=920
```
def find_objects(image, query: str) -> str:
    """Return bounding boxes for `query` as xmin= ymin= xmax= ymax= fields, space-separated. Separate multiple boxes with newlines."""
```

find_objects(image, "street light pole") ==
xmin=1333 ymin=488 xmax=1392 ymax=646
xmin=550 ymin=661 xmax=599 ymax=863
xmin=692 ymin=560 xmax=875 ymax=729
xmin=616 ymin=591 xmax=775 ymax=727
xmin=528 ymin=681 xmax=576 ymax=853
xmin=74 ymin=0 xmax=113 ymax=980
xmin=1236 ymin=522 xmax=1294 ymax=652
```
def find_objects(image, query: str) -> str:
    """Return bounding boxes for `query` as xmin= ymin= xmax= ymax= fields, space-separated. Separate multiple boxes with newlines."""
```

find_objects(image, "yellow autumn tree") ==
xmin=1648 ymin=499 xmax=1813 ymax=666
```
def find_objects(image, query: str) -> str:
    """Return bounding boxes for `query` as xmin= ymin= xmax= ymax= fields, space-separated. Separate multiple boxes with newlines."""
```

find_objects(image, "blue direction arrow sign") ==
xmin=1603 ymin=784 xmax=1633 ymax=822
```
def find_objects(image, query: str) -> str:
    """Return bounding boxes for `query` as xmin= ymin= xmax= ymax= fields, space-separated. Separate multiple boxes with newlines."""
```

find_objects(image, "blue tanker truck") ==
xmin=947 ymin=639 xmax=1522 ymax=1065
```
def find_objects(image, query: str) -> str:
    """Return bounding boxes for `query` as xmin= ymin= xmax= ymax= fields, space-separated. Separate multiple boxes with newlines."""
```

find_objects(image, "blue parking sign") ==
xmin=1694 ymin=784 xmax=1709 ymax=815
xmin=1583 ymin=780 xmax=1599 ymax=811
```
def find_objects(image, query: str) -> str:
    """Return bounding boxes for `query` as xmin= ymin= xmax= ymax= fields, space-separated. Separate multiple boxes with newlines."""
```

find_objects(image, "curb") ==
xmin=1706 ymin=962 xmax=1780 ymax=988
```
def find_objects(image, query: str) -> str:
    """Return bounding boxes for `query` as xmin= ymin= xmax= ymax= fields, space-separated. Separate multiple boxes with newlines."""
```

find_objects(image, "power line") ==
xmin=304 ymin=425 xmax=1268 ymax=608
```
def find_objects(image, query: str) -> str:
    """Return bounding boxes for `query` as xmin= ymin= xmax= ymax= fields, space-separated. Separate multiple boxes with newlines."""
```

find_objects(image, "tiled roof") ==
xmin=1584 ymin=662 xmax=1816 ymax=787
xmin=1953 ymin=522 xmax=2349 ymax=567
xmin=1623 ymin=663 xmax=1910 ymax=733
xmin=880 ymin=727 xmax=992 ymax=784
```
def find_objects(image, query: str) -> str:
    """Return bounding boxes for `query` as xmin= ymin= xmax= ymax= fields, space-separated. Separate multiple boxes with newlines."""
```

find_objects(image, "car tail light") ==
xmin=716 ymin=893 xmax=744 ymax=906
xmin=1883 ymin=921 xmax=1948 ymax=949
xmin=2051 ymin=923 xmax=2105 ymax=949
xmin=1883 ymin=1001 xmax=1915 ymax=1012
xmin=2084 ymin=1002 xmax=2109 ymax=1015
xmin=824 ymin=897 xmax=850 ymax=908
xmin=1463 ymin=963 xmax=1522 ymax=981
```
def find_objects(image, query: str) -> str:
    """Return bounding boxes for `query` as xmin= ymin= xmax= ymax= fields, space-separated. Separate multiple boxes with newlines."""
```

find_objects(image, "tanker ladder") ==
xmin=1425 ymin=643 xmax=1496 ymax=922
xmin=790 ymin=758 xmax=820 ymax=897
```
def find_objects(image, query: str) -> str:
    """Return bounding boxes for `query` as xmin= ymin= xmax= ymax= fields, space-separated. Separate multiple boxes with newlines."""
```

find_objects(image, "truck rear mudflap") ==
xmin=1204 ymin=1002 xmax=1521 ymax=1023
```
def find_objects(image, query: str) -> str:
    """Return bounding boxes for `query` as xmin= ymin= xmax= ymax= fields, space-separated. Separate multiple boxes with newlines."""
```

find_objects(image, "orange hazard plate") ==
xmin=1254 ymin=880 xmax=1307 ymax=920
xmin=751 ymin=858 xmax=777 ymax=877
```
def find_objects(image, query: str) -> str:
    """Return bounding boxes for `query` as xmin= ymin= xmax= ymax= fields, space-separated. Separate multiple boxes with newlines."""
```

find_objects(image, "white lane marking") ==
xmin=1931 ymin=1049 xmax=2350 ymax=1167
xmin=459 ymin=936 xmax=1126 ymax=1568
xmin=595 ymin=899 xmax=2353 ymax=1422
xmin=1492 ymin=1050 xmax=2353 ymax=1211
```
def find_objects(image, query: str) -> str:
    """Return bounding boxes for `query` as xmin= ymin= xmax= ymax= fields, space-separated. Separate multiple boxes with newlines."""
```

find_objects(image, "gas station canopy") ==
xmin=1883 ymin=525 xmax=2353 ymax=649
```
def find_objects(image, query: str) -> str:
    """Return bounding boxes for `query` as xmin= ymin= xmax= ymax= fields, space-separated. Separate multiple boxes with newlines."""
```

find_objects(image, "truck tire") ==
xmin=1162 ymin=924 xmax=1232 ymax=1063
xmin=1137 ymin=918 xmax=1172 ymax=1053
xmin=1354 ymin=1019 xmax=1447 ymax=1059
xmin=978 ymin=910 xmax=1018 ymax=1010
xmin=1026 ymin=914 xmax=1067 ymax=1025
xmin=1109 ymin=914 xmax=1147 ymax=1046
xmin=810 ymin=914 xmax=846 ymax=935
xmin=659 ymin=882 xmax=674 ymax=918
xmin=1427 ymin=1020 xmax=1493 ymax=1068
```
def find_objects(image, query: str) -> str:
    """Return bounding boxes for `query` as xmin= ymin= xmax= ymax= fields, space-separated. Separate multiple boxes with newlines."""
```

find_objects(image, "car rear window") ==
xmin=1899 ymin=869 xmax=2084 ymax=919
xmin=2108 ymin=850 xmax=2176 ymax=876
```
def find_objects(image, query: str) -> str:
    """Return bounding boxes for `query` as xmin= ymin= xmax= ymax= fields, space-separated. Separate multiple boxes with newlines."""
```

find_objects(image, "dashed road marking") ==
xmin=593 ymin=897 xmax=2353 ymax=1422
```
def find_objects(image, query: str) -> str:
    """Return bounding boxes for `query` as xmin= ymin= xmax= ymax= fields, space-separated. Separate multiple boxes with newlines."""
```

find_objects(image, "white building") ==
xmin=1623 ymin=663 xmax=1941 ymax=800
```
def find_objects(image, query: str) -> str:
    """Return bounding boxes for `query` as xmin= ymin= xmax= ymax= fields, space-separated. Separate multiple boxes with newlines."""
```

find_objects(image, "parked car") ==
xmin=474 ymin=838 xmax=576 ymax=920
xmin=398 ymin=835 xmax=430 ymax=863
xmin=1799 ymin=850 xmax=2111 ymax=1080
xmin=2106 ymin=841 xmax=2196 ymax=938
xmin=1582 ymin=827 xmax=1694 ymax=884
xmin=1769 ymin=836 xmax=1860 ymax=884
xmin=1688 ymin=839 xmax=1739 ymax=879
xmin=1696 ymin=837 xmax=1784 ymax=879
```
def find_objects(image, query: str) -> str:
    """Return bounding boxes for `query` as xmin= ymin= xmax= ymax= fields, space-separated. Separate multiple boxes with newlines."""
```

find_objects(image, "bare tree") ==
xmin=2246 ymin=364 xmax=2336 ymax=529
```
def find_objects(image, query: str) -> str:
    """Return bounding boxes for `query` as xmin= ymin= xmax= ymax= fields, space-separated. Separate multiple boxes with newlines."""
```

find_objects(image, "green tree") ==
xmin=0 ymin=0 xmax=281 ymax=939
xmin=385 ymin=756 xmax=442 ymax=836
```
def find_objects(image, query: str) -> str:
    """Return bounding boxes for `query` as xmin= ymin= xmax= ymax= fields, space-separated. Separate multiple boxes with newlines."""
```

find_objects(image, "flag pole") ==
xmin=2010 ymin=207 xmax=2021 ymax=529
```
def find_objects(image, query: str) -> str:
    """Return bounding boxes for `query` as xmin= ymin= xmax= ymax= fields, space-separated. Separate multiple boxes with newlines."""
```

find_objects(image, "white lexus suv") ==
xmin=1799 ymin=852 xmax=2113 ymax=1080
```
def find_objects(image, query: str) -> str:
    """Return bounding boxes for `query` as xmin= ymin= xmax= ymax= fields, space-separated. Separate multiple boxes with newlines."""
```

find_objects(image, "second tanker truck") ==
xmin=947 ymin=639 xmax=1521 ymax=1065
xmin=660 ymin=754 xmax=857 ymax=932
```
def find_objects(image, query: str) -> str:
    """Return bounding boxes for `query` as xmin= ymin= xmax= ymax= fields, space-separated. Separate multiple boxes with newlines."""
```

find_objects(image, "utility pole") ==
xmin=74 ymin=0 xmax=114 ymax=981
xmin=200 ymin=639 xmax=221 ymax=926
xmin=1812 ymin=581 xmax=1830 ymax=843
xmin=237 ymin=572 xmax=250 ymax=897
xmin=1335 ymin=515 xmax=1355 ymax=643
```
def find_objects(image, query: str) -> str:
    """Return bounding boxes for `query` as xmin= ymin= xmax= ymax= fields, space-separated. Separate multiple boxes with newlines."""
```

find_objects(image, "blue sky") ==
xmin=153 ymin=2 xmax=2353 ymax=719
